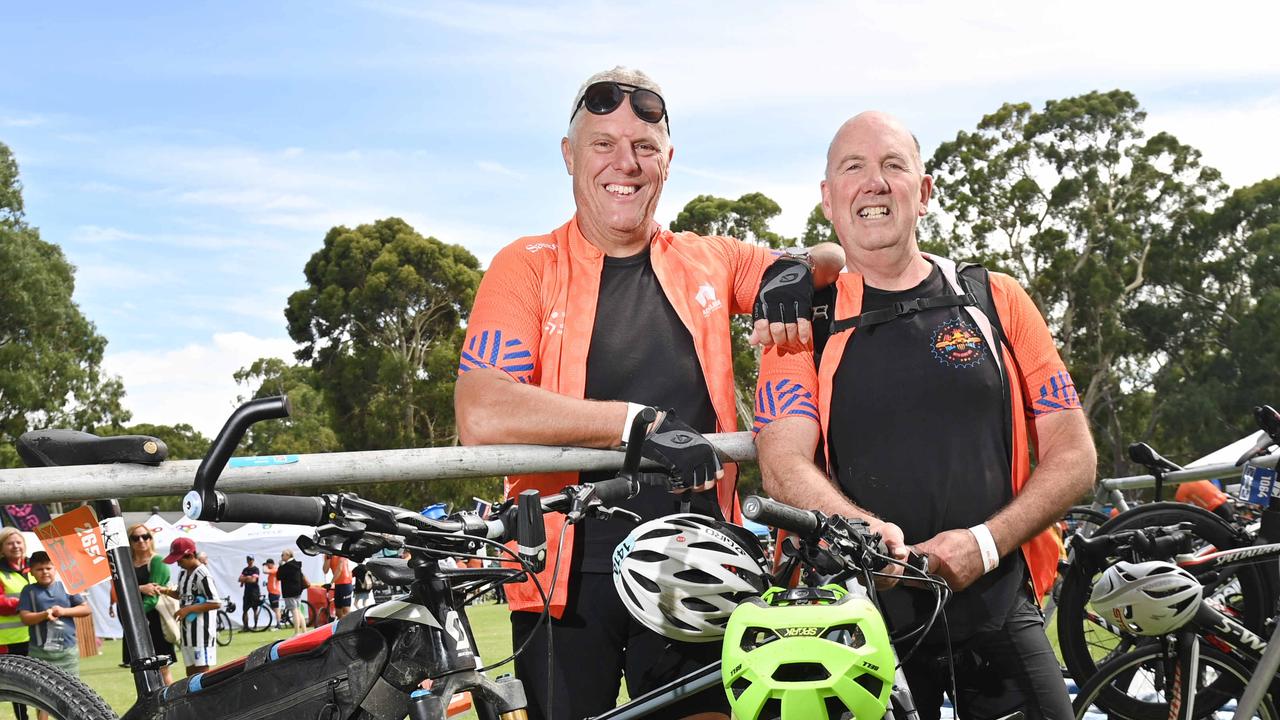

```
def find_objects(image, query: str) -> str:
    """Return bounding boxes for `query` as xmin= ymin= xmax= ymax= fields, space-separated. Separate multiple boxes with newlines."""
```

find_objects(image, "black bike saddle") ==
xmin=17 ymin=429 xmax=168 ymax=468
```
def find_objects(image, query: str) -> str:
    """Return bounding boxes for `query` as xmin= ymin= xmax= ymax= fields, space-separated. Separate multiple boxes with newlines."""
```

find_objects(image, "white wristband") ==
xmin=968 ymin=523 xmax=1000 ymax=574
xmin=621 ymin=402 xmax=647 ymax=445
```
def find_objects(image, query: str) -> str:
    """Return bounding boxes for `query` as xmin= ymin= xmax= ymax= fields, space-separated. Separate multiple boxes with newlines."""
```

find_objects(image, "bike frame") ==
xmin=1078 ymin=541 xmax=1280 ymax=720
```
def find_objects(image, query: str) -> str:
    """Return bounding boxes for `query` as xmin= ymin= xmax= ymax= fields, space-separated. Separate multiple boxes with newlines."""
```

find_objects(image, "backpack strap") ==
xmin=956 ymin=262 xmax=1024 ymax=464
xmin=828 ymin=291 xmax=976 ymax=334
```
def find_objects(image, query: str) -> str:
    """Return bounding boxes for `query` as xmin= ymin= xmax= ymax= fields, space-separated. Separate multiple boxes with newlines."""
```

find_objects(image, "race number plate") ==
xmin=1238 ymin=462 xmax=1278 ymax=508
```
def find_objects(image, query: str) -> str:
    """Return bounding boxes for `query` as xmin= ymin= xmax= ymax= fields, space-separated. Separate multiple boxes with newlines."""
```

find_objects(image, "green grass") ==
xmin=0 ymin=604 xmax=516 ymax=720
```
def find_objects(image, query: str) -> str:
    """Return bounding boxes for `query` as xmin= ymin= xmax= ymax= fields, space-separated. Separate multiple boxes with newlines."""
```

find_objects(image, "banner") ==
xmin=3 ymin=503 xmax=51 ymax=531
xmin=34 ymin=506 xmax=112 ymax=595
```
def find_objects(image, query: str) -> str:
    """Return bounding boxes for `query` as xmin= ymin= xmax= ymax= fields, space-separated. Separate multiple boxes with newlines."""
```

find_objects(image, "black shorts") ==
xmin=511 ymin=572 xmax=726 ymax=720
xmin=902 ymin=591 xmax=1072 ymax=720
xmin=332 ymin=583 xmax=353 ymax=609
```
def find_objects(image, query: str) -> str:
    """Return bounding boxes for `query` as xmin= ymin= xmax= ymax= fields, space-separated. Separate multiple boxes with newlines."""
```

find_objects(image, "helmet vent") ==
xmin=1146 ymin=584 xmax=1186 ymax=599
xmin=854 ymin=673 xmax=884 ymax=698
xmin=627 ymin=549 xmax=669 ymax=563
xmin=689 ymin=541 xmax=731 ymax=553
xmin=682 ymin=597 xmax=719 ymax=613
xmin=741 ymin=626 xmax=779 ymax=651
xmin=772 ymin=662 xmax=830 ymax=682
xmin=1172 ymin=595 xmax=1198 ymax=615
xmin=760 ymin=698 xmax=783 ymax=720
xmin=674 ymin=568 xmax=720 ymax=585
xmin=638 ymin=527 xmax=682 ymax=541
xmin=824 ymin=695 xmax=856 ymax=720
xmin=729 ymin=676 xmax=752 ymax=700
xmin=628 ymin=569 xmax=661 ymax=594
xmin=823 ymin=623 xmax=866 ymax=649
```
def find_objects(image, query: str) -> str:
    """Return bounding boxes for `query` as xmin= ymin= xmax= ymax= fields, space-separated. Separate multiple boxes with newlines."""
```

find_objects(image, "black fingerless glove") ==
xmin=753 ymin=257 xmax=814 ymax=325
xmin=639 ymin=410 xmax=722 ymax=491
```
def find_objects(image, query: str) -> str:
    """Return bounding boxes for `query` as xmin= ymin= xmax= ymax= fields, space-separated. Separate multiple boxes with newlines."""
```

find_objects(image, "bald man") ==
xmin=752 ymin=112 xmax=1095 ymax=718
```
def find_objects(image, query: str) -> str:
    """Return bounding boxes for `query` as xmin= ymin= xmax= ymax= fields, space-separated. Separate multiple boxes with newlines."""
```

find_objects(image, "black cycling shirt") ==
xmin=577 ymin=249 xmax=719 ymax=573
xmin=277 ymin=559 xmax=304 ymax=598
xmin=241 ymin=565 xmax=260 ymax=598
xmin=828 ymin=263 xmax=1024 ymax=641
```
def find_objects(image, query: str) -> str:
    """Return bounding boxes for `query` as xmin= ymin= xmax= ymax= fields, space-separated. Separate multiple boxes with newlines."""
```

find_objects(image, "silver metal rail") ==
xmin=1 ymin=434 xmax=1271 ymax=508
xmin=0 ymin=433 xmax=758 ymax=504
xmin=1090 ymin=452 xmax=1278 ymax=511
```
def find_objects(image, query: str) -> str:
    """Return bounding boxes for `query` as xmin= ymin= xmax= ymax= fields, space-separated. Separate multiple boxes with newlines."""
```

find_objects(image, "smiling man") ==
xmin=454 ymin=67 xmax=843 ymax=720
xmin=753 ymin=111 xmax=1095 ymax=718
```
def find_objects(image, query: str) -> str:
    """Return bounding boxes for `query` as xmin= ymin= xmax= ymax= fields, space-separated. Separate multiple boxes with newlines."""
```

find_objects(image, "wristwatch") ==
xmin=782 ymin=246 xmax=815 ymax=270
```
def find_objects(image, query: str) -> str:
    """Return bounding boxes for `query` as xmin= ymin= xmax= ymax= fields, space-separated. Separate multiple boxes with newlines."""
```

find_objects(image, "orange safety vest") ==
xmin=463 ymin=216 xmax=774 ymax=617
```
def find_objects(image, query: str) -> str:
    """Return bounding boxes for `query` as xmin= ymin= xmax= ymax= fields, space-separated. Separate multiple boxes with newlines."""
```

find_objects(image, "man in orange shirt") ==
xmin=263 ymin=558 xmax=281 ymax=625
xmin=323 ymin=553 xmax=353 ymax=619
xmin=455 ymin=66 xmax=843 ymax=720
xmin=753 ymin=111 xmax=1096 ymax=719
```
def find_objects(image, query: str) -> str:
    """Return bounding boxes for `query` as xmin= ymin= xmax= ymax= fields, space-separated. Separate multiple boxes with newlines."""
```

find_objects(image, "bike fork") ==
xmin=1170 ymin=631 xmax=1200 ymax=720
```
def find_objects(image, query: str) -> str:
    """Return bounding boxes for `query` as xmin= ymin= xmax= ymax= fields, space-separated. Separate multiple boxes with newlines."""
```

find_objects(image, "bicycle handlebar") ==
xmin=1071 ymin=522 xmax=1196 ymax=567
xmin=217 ymin=492 xmax=328 ymax=526
xmin=742 ymin=495 xmax=818 ymax=536
xmin=184 ymin=395 xmax=291 ymax=521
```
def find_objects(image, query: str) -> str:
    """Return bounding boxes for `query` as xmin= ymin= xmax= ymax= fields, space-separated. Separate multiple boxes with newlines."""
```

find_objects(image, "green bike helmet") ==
xmin=722 ymin=585 xmax=894 ymax=720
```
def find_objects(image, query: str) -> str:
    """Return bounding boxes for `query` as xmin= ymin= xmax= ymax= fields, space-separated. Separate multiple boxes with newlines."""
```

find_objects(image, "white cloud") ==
xmin=104 ymin=332 xmax=300 ymax=436
xmin=0 ymin=114 xmax=45 ymax=127
xmin=1148 ymin=94 xmax=1280 ymax=189
xmin=476 ymin=160 xmax=524 ymax=179
xmin=70 ymin=225 xmax=145 ymax=244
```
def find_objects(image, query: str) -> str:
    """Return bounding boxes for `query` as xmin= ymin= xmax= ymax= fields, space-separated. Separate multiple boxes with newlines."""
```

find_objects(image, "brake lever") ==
xmin=590 ymin=504 xmax=642 ymax=525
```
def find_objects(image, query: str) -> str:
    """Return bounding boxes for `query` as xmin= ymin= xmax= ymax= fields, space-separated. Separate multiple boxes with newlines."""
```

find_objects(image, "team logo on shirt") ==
xmin=931 ymin=318 xmax=986 ymax=368
xmin=694 ymin=282 xmax=723 ymax=317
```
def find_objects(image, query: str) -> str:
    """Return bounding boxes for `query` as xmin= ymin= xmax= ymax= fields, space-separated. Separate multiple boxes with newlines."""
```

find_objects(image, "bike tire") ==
xmin=216 ymin=609 xmax=234 ymax=646
xmin=248 ymin=602 xmax=273 ymax=632
xmin=1057 ymin=502 xmax=1275 ymax=719
xmin=1073 ymin=641 xmax=1276 ymax=719
xmin=0 ymin=655 xmax=117 ymax=719
xmin=301 ymin=599 xmax=317 ymax=628
xmin=1060 ymin=506 xmax=1108 ymax=543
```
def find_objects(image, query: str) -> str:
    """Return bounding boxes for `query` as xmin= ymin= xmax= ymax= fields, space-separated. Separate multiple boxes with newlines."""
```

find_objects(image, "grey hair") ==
xmin=567 ymin=66 xmax=670 ymax=144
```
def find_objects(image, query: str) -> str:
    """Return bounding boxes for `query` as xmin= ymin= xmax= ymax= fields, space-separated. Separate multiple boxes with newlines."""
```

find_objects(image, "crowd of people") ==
xmin=0 ymin=520 xmax=371 ymax=696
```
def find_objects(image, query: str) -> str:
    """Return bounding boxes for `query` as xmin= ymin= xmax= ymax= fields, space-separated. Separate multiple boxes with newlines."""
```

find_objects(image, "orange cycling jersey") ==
xmin=326 ymin=555 xmax=353 ymax=585
xmin=265 ymin=568 xmax=280 ymax=596
xmin=459 ymin=215 xmax=776 ymax=617
xmin=1175 ymin=480 xmax=1229 ymax=512
xmin=754 ymin=257 xmax=1082 ymax=599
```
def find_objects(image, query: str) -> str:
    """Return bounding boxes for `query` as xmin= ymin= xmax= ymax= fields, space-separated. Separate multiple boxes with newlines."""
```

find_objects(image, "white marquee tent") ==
xmin=24 ymin=514 xmax=327 ymax=638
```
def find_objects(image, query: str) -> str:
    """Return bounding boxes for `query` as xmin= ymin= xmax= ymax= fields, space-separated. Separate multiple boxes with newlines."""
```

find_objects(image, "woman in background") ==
xmin=110 ymin=523 xmax=174 ymax=685
xmin=0 ymin=526 xmax=33 ymax=719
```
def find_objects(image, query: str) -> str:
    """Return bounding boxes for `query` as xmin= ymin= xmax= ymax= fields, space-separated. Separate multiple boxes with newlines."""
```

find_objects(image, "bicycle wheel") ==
xmin=0 ymin=655 xmax=117 ymax=719
xmin=1073 ymin=641 xmax=1276 ymax=719
xmin=301 ymin=599 xmax=317 ymax=628
xmin=1044 ymin=506 xmax=1111 ymax=664
xmin=1057 ymin=502 xmax=1275 ymax=719
xmin=248 ymin=602 xmax=273 ymax=632
xmin=1060 ymin=506 xmax=1108 ymax=544
xmin=216 ymin=610 xmax=233 ymax=646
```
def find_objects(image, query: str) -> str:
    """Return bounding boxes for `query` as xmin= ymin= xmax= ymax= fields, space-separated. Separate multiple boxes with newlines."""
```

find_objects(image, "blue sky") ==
xmin=3 ymin=1 xmax=1279 ymax=435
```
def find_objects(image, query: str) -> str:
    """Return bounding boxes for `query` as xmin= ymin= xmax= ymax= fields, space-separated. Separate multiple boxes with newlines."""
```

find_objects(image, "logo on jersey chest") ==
xmin=931 ymin=318 xmax=986 ymax=368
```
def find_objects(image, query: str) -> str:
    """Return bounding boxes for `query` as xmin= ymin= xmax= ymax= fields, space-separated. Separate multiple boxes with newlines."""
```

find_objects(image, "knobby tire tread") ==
xmin=0 ymin=655 xmax=117 ymax=720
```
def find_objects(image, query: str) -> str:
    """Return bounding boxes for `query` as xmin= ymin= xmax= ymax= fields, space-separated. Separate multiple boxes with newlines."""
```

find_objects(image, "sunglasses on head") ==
xmin=129 ymin=534 xmax=152 ymax=543
xmin=571 ymin=81 xmax=670 ymax=132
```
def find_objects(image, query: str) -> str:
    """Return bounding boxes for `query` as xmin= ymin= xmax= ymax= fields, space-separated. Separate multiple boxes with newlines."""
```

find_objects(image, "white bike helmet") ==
xmin=613 ymin=513 xmax=770 ymax=643
xmin=1089 ymin=560 xmax=1202 ymax=636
